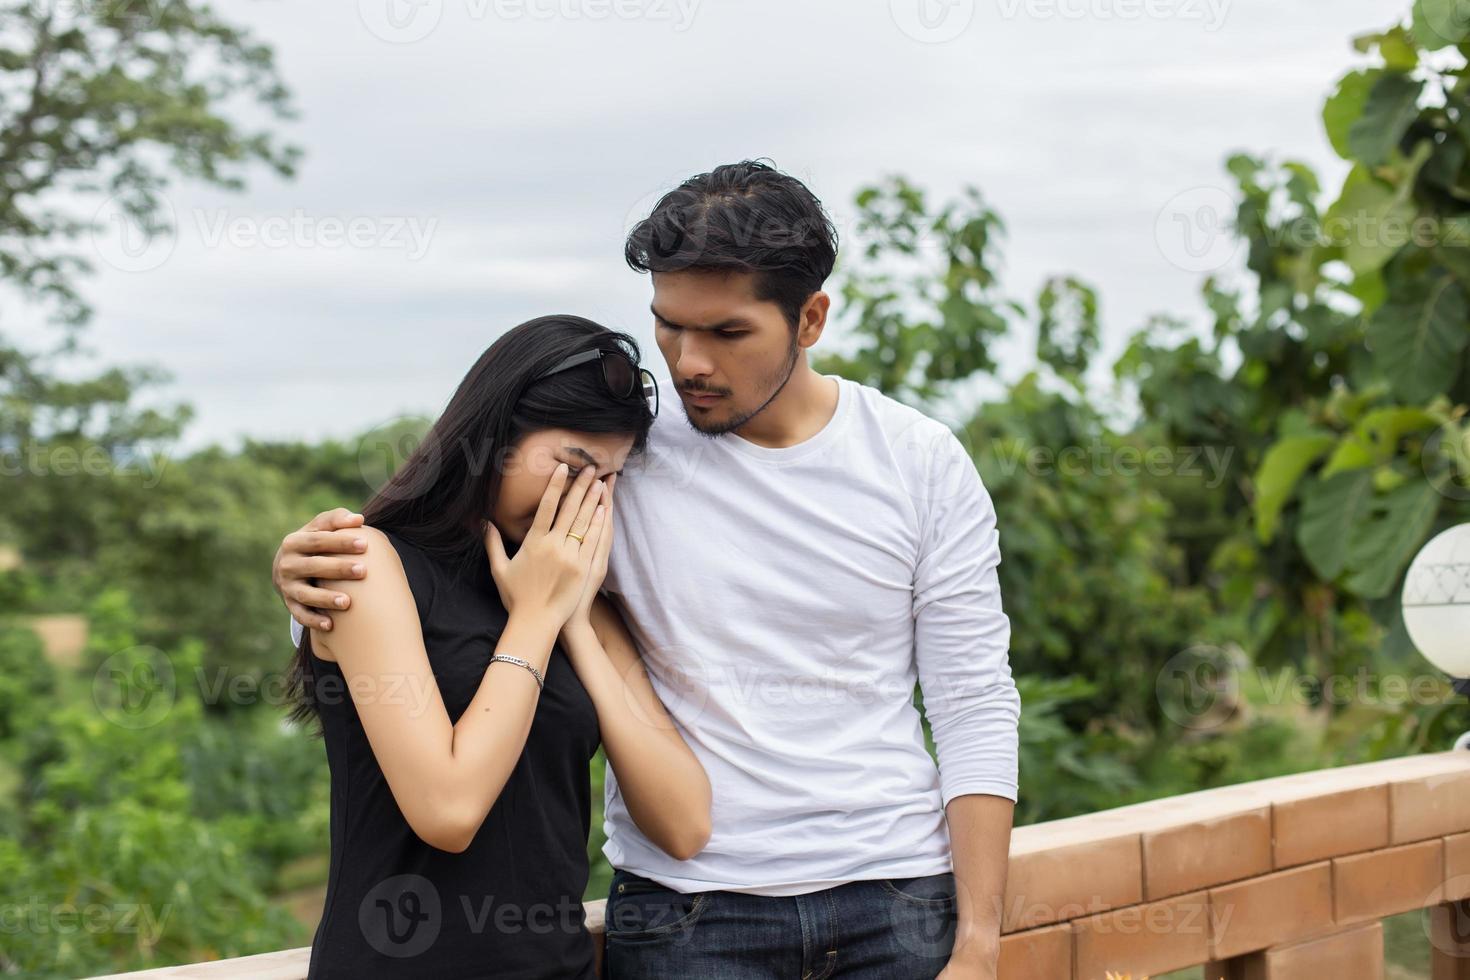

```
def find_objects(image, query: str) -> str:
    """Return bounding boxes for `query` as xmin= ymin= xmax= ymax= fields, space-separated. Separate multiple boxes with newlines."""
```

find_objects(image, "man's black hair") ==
xmin=624 ymin=160 xmax=839 ymax=329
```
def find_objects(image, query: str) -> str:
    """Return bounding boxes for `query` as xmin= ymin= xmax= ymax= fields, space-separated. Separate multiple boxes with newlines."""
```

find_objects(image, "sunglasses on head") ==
xmin=534 ymin=348 xmax=659 ymax=418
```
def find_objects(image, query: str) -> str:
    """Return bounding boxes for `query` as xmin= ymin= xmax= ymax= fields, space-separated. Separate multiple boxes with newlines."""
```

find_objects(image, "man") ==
xmin=275 ymin=160 xmax=1018 ymax=978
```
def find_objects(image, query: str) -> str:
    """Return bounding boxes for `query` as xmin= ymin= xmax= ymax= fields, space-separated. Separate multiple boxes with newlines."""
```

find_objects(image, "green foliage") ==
xmin=816 ymin=176 xmax=1022 ymax=402
xmin=1 ymin=597 xmax=321 ymax=977
xmin=1 ymin=1 xmax=1468 ymax=974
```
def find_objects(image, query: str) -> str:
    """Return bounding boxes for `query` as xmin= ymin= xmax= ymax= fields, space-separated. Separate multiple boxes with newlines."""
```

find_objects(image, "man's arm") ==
xmin=273 ymin=508 xmax=369 ymax=630
xmin=941 ymin=795 xmax=1012 ymax=977
xmin=910 ymin=423 xmax=1021 ymax=978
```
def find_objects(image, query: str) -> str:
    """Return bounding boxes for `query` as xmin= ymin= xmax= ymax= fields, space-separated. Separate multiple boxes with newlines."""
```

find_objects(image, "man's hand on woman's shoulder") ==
xmin=273 ymin=507 xmax=370 ymax=631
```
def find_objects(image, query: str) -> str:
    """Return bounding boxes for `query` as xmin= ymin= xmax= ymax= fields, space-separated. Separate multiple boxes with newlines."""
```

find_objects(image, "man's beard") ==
xmin=684 ymin=337 xmax=801 ymax=438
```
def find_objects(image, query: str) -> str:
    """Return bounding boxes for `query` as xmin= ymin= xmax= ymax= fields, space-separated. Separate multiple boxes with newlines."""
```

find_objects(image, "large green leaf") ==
xmin=1380 ymin=26 xmax=1422 ymax=70
xmin=1413 ymin=0 xmax=1470 ymax=49
xmin=1367 ymin=272 xmax=1470 ymax=403
xmin=1325 ymin=166 xmax=1417 ymax=276
xmin=1253 ymin=433 xmax=1336 ymax=543
xmin=1348 ymin=73 xmax=1424 ymax=167
xmin=1297 ymin=469 xmax=1377 ymax=580
xmin=1343 ymin=478 xmax=1442 ymax=598
xmin=1324 ymin=70 xmax=1380 ymax=161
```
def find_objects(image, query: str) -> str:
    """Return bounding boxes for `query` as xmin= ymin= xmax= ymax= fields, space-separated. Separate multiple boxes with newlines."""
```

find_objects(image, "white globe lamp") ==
xmin=1402 ymin=523 xmax=1470 ymax=751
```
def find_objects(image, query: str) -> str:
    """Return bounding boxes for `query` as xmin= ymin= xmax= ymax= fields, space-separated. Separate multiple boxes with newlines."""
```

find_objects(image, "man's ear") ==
xmin=796 ymin=291 xmax=831 ymax=350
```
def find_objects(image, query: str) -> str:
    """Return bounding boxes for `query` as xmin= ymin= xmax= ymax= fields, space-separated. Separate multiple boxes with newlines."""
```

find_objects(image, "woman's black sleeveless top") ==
xmin=305 ymin=530 xmax=600 ymax=979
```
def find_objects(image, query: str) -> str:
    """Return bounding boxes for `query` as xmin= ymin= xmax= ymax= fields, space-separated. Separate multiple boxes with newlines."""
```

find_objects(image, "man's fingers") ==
xmin=305 ymin=508 xmax=364 ymax=532
xmin=531 ymin=464 xmax=571 ymax=536
xmin=553 ymin=467 xmax=598 ymax=537
xmin=288 ymin=600 xmax=335 ymax=632
xmin=286 ymin=581 xmax=354 ymax=611
xmin=284 ymin=529 xmax=369 ymax=558
xmin=282 ymin=555 xmax=367 ymax=582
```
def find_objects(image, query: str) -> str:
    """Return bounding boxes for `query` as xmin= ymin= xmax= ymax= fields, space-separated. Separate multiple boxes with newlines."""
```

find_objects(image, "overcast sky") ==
xmin=11 ymin=0 xmax=1402 ymax=449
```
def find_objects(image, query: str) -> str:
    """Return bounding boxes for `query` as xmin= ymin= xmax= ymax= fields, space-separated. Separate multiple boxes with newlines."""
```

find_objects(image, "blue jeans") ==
xmin=602 ymin=868 xmax=957 ymax=979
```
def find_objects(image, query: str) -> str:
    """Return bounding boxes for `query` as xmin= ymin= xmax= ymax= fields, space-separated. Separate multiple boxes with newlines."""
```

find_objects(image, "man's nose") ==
xmin=674 ymin=333 xmax=715 ymax=380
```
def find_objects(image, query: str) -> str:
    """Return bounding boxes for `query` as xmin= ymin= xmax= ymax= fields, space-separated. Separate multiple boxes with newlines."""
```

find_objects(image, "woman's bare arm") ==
xmin=312 ymin=526 xmax=562 ymax=853
xmin=562 ymin=595 xmax=712 ymax=860
xmin=311 ymin=463 xmax=606 ymax=853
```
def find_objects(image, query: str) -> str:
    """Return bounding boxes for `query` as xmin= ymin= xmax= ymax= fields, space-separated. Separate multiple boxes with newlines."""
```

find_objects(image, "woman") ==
xmin=283 ymin=315 xmax=711 ymax=979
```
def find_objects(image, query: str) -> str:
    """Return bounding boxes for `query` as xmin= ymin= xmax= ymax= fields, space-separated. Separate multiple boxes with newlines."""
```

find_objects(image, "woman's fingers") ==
xmin=579 ymin=505 xmax=608 ymax=565
xmin=594 ymin=477 xmax=616 ymax=564
xmin=551 ymin=466 xmax=598 ymax=537
xmin=530 ymin=463 xmax=571 ymax=536
xmin=565 ymin=478 xmax=603 ymax=545
xmin=484 ymin=521 xmax=509 ymax=580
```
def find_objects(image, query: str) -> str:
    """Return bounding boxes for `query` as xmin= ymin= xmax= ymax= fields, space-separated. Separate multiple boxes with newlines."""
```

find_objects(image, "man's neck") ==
xmin=732 ymin=364 xmax=840 ymax=449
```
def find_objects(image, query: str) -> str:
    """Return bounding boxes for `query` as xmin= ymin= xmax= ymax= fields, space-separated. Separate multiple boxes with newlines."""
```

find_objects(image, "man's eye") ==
xmin=716 ymin=331 xmax=745 ymax=340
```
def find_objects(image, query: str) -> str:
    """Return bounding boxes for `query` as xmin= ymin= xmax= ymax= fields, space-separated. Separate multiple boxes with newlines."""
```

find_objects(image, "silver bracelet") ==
xmin=489 ymin=654 xmax=544 ymax=689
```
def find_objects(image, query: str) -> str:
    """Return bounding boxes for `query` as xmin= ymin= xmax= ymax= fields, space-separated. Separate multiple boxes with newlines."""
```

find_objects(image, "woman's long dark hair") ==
xmin=286 ymin=314 xmax=655 ymax=729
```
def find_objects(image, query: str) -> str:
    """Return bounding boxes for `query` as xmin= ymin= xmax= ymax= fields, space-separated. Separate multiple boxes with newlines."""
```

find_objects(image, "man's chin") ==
xmin=681 ymin=404 xmax=742 ymax=437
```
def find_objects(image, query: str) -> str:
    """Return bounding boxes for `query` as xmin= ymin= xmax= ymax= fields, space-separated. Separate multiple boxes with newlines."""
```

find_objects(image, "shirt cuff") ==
xmin=941 ymin=778 xmax=1019 ymax=808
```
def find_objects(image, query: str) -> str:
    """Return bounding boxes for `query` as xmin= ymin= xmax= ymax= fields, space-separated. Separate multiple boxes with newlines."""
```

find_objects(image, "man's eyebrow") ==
xmin=650 ymin=305 xmax=756 ymax=332
xmin=559 ymin=446 xmax=623 ymax=477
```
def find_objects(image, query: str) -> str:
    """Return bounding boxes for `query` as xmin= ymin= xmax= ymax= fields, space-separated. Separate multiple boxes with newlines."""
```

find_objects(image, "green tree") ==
xmin=0 ymin=0 xmax=299 ymax=328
